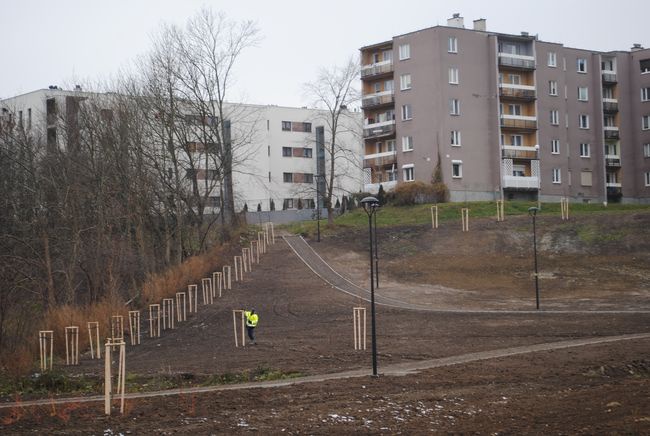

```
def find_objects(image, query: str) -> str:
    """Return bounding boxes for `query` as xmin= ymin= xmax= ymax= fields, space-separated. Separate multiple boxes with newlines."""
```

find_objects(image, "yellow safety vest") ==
xmin=245 ymin=311 xmax=258 ymax=327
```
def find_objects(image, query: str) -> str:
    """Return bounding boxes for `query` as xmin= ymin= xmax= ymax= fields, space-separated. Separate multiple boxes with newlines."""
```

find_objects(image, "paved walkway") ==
xmin=2 ymin=332 xmax=648 ymax=409
xmin=283 ymin=235 xmax=650 ymax=314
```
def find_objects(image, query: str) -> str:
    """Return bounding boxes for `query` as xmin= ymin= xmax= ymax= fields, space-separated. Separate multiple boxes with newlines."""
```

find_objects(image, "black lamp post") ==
xmin=373 ymin=204 xmax=380 ymax=288
xmin=361 ymin=196 xmax=380 ymax=377
xmin=528 ymin=207 xmax=540 ymax=310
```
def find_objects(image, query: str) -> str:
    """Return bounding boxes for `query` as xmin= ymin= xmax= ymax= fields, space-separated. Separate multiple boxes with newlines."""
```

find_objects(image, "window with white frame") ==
xmin=448 ymin=36 xmax=458 ymax=53
xmin=400 ymin=74 xmax=412 ymax=90
xmin=549 ymin=80 xmax=558 ymax=96
xmin=644 ymin=143 xmax=650 ymax=157
xmin=398 ymin=43 xmax=410 ymax=60
xmin=548 ymin=51 xmax=557 ymax=67
xmin=578 ymin=87 xmax=589 ymax=101
xmin=552 ymin=168 xmax=561 ymax=184
xmin=512 ymin=164 xmax=525 ymax=177
xmin=604 ymin=115 xmax=616 ymax=127
xmin=645 ymin=172 xmax=650 ymax=186
xmin=510 ymin=134 xmax=523 ymax=146
xmin=402 ymin=136 xmax=414 ymax=152
xmin=579 ymin=143 xmax=591 ymax=157
xmin=577 ymin=58 xmax=588 ymax=73
xmin=451 ymin=130 xmax=461 ymax=146
xmin=605 ymin=143 xmax=618 ymax=156
xmin=508 ymin=74 xmax=521 ymax=85
xmin=551 ymin=139 xmax=560 ymax=154
xmin=509 ymin=104 xmax=522 ymax=116
xmin=641 ymin=87 xmax=650 ymax=101
xmin=643 ymin=115 xmax=650 ymax=130
xmin=579 ymin=114 xmax=590 ymax=129
xmin=385 ymin=79 xmax=394 ymax=91
xmin=603 ymin=87 xmax=614 ymax=99
xmin=449 ymin=98 xmax=460 ymax=115
xmin=550 ymin=110 xmax=559 ymax=125
xmin=452 ymin=160 xmax=462 ymax=178
xmin=386 ymin=139 xmax=396 ymax=152
xmin=449 ymin=67 xmax=459 ymax=84
xmin=402 ymin=164 xmax=414 ymax=181
xmin=401 ymin=104 xmax=412 ymax=120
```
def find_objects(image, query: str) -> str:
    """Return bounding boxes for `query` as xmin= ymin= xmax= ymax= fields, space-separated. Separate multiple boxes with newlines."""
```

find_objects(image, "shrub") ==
xmin=388 ymin=181 xmax=447 ymax=206
xmin=270 ymin=199 xmax=275 ymax=211
xmin=377 ymin=184 xmax=387 ymax=205
xmin=256 ymin=203 xmax=262 ymax=212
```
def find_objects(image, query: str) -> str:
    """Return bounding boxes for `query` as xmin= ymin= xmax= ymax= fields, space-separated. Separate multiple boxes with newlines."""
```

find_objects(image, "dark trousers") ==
xmin=246 ymin=326 xmax=255 ymax=341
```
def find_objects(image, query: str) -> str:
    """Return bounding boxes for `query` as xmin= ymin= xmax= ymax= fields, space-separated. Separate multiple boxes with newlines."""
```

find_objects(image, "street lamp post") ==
xmin=528 ymin=207 xmax=540 ymax=310
xmin=373 ymin=205 xmax=379 ymax=288
xmin=361 ymin=196 xmax=380 ymax=377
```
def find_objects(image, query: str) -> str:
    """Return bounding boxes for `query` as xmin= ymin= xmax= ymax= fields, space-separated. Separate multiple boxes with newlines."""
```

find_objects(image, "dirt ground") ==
xmin=1 ymin=211 xmax=649 ymax=434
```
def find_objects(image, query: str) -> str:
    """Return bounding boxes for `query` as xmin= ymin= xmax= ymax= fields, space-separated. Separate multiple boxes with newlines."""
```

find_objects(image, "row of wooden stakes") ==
xmin=38 ymin=224 xmax=276 ymax=372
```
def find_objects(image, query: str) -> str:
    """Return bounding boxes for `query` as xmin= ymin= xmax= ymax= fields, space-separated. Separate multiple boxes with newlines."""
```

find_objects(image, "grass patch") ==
xmin=577 ymin=224 xmax=626 ymax=244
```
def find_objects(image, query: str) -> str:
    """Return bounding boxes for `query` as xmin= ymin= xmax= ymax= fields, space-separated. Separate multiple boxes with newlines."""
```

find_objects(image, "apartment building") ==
xmin=0 ymin=88 xmax=363 ymax=214
xmin=360 ymin=14 xmax=650 ymax=204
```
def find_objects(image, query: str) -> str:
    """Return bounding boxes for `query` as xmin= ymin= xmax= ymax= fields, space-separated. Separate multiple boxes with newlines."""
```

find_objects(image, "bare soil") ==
xmin=2 ymin=211 xmax=649 ymax=434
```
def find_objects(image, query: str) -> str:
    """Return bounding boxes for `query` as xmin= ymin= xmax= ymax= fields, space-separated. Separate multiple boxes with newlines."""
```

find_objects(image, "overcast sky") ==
xmin=1 ymin=0 xmax=647 ymax=106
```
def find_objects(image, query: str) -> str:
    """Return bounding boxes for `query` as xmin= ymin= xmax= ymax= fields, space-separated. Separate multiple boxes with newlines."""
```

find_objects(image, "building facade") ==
xmin=360 ymin=15 xmax=650 ymax=203
xmin=1 ymin=89 xmax=363 ymax=215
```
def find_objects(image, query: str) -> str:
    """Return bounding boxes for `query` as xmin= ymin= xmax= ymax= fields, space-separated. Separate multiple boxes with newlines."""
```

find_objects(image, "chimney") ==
xmin=447 ymin=13 xmax=465 ymax=28
xmin=473 ymin=18 xmax=486 ymax=31
xmin=521 ymin=31 xmax=529 ymax=37
xmin=631 ymin=43 xmax=644 ymax=51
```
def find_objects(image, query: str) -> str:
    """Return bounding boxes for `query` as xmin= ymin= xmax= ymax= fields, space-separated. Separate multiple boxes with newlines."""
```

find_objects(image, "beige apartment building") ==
xmin=360 ymin=14 xmax=650 ymax=204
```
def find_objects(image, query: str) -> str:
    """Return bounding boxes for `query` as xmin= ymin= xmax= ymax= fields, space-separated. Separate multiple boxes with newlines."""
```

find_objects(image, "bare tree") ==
xmin=304 ymin=57 xmax=361 ymax=224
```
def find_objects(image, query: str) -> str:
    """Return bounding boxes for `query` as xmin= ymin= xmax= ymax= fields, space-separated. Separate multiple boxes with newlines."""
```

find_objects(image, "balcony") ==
xmin=501 ymin=145 xmax=539 ymax=159
xmin=363 ymin=120 xmax=396 ymax=139
xmin=503 ymin=175 xmax=540 ymax=190
xmin=602 ymin=71 xmax=617 ymax=84
xmin=363 ymin=150 xmax=397 ymax=168
xmin=364 ymin=180 xmax=398 ymax=194
xmin=498 ymin=53 xmax=535 ymax=70
xmin=498 ymin=84 xmax=536 ymax=100
xmin=603 ymin=98 xmax=619 ymax=113
xmin=604 ymin=126 xmax=619 ymax=140
xmin=361 ymin=90 xmax=395 ymax=109
xmin=606 ymin=182 xmax=622 ymax=188
xmin=361 ymin=60 xmax=394 ymax=79
xmin=500 ymin=114 xmax=538 ymax=130
xmin=605 ymin=156 xmax=621 ymax=167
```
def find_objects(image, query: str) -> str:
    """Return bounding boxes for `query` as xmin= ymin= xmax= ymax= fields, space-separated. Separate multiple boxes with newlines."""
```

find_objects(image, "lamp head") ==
xmin=528 ymin=207 xmax=538 ymax=216
xmin=360 ymin=196 xmax=379 ymax=216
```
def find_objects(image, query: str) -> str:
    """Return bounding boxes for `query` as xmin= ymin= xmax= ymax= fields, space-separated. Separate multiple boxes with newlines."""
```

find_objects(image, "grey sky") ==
xmin=1 ymin=0 xmax=647 ymax=106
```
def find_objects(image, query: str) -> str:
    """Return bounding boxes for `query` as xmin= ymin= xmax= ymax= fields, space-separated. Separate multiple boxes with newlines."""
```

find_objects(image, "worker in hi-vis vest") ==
xmin=244 ymin=309 xmax=259 ymax=344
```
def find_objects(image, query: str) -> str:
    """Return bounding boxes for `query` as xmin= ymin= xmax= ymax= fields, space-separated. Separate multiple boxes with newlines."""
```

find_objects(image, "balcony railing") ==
xmin=361 ymin=90 xmax=395 ymax=109
xmin=602 ymin=71 xmax=617 ymax=83
xmin=498 ymin=84 xmax=536 ymax=100
xmin=606 ymin=182 xmax=622 ymax=188
xmin=363 ymin=120 xmax=396 ymax=138
xmin=363 ymin=150 xmax=397 ymax=168
xmin=360 ymin=60 xmax=394 ymax=79
xmin=604 ymin=126 xmax=619 ymax=140
xmin=501 ymin=145 xmax=539 ymax=159
xmin=498 ymin=53 xmax=535 ymax=70
xmin=605 ymin=157 xmax=621 ymax=167
xmin=500 ymin=115 xmax=538 ymax=130
xmin=503 ymin=175 xmax=540 ymax=189
xmin=603 ymin=100 xmax=619 ymax=113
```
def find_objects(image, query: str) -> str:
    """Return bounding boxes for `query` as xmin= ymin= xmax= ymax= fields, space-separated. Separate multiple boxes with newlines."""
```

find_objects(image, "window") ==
xmin=579 ymin=143 xmax=591 ymax=158
xmin=282 ymin=147 xmax=292 ymax=157
xmin=449 ymin=98 xmax=460 ymax=115
xmin=283 ymin=172 xmax=293 ymax=183
xmin=552 ymin=168 xmax=561 ymax=184
xmin=403 ymin=165 xmax=414 ymax=182
xmin=508 ymin=74 xmax=521 ymax=85
xmin=385 ymin=79 xmax=394 ymax=91
xmin=604 ymin=116 xmax=616 ymax=127
xmin=400 ymin=74 xmax=412 ymax=90
xmin=399 ymin=43 xmax=410 ymax=60
xmin=509 ymin=104 xmax=521 ymax=116
xmin=281 ymin=121 xmax=291 ymax=131
xmin=646 ymin=172 xmax=650 ymax=187
xmin=304 ymin=173 xmax=314 ymax=183
xmin=452 ymin=160 xmax=462 ymax=178
xmin=643 ymin=115 xmax=650 ymax=130
xmin=603 ymin=87 xmax=614 ymax=99
xmin=382 ymin=49 xmax=392 ymax=62
xmin=448 ymin=36 xmax=458 ymax=53
xmin=401 ymin=104 xmax=412 ymax=121
xmin=448 ymin=67 xmax=459 ymax=84
xmin=578 ymin=87 xmax=589 ymax=101
xmin=577 ymin=58 xmax=588 ymax=73
xmin=551 ymin=139 xmax=560 ymax=154
xmin=451 ymin=130 xmax=461 ymax=146
xmin=386 ymin=139 xmax=396 ymax=152
xmin=550 ymin=110 xmax=559 ymax=125
xmin=402 ymin=136 xmax=414 ymax=152
xmin=27 ymin=108 xmax=32 ymax=130
xmin=579 ymin=114 xmax=589 ymax=129
xmin=642 ymin=87 xmax=650 ymax=102
xmin=644 ymin=143 xmax=650 ymax=157
xmin=512 ymin=164 xmax=525 ymax=177
xmin=373 ymin=82 xmax=382 ymax=93
xmin=548 ymin=51 xmax=557 ymax=67
xmin=640 ymin=59 xmax=650 ymax=73
xmin=549 ymin=80 xmax=558 ymax=96
xmin=282 ymin=121 xmax=312 ymax=132
xmin=605 ymin=143 xmax=618 ymax=156
xmin=510 ymin=135 xmax=523 ymax=146
xmin=283 ymin=198 xmax=294 ymax=209
xmin=581 ymin=171 xmax=593 ymax=187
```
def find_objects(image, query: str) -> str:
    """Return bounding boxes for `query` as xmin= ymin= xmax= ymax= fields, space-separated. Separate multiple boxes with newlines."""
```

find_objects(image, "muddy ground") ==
xmin=1 ymin=211 xmax=649 ymax=434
